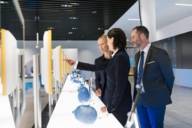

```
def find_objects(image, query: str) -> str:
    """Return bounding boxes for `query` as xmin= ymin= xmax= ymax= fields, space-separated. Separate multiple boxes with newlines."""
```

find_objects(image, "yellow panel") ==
xmin=47 ymin=30 xmax=53 ymax=95
xmin=0 ymin=29 xmax=7 ymax=95
xmin=59 ymin=48 xmax=64 ymax=82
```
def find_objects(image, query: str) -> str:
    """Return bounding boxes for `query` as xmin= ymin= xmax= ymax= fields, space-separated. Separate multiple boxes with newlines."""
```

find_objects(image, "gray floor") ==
xmin=165 ymin=85 xmax=192 ymax=128
xmin=17 ymin=89 xmax=48 ymax=128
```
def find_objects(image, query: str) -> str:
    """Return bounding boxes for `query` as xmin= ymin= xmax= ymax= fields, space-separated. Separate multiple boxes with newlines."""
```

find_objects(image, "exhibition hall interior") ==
xmin=0 ymin=0 xmax=192 ymax=128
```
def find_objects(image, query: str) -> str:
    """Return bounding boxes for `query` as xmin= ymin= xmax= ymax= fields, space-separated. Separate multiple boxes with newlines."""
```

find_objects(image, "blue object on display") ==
xmin=71 ymin=70 xmax=81 ymax=78
xmin=73 ymin=105 xmax=97 ymax=124
xmin=72 ymin=79 xmax=81 ymax=84
xmin=71 ymin=70 xmax=83 ymax=84
xmin=78 ymin=85 xmax=90 ymax=102
xmin=25 ymin=82 xmax=33 ymax=91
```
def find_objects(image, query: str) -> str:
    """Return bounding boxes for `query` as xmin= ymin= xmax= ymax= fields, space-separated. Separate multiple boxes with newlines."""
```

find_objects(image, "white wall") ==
xmin=156 ymin=15 xmax=192 ymax=41
xmin=155 ymin=16 xmax=192 ymax=88
xmin=109 ymin=1 xmax=140 ymax=39
xmin=174 ymin=69 xmax=192 ymax=88
xmin=140 ymin=0 xmax=157 ymax=42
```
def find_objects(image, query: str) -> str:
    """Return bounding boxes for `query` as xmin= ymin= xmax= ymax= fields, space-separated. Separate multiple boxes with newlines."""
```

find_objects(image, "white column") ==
xmin=33 ymin=55 xmax=42 ymax=128
xmin=140 ymin=0 xmax=157 ymax=42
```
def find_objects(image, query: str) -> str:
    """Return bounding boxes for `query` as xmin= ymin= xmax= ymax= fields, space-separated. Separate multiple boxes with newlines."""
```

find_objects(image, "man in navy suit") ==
xmin=130 ymin=26 xmax=175 ymax=128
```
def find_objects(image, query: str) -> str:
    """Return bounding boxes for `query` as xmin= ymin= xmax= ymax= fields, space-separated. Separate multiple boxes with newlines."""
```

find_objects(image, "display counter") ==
xmin=47 ymin=75 xmax=123 ymax=128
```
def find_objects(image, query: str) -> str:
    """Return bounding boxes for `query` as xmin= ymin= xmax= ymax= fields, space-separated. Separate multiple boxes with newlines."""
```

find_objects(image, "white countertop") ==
xmin=47 ymin=75 xmax=123 ymax=128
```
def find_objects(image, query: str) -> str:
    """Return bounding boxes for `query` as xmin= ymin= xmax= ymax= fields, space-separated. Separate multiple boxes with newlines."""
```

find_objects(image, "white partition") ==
xmin=0 ymin=29 xmax=19 ymax=95
xmin=40 ymin=48 xmax=45 ymax=85
xmin=42 ymin=30 xmax=53 ymax=94
xmin=53 ymin=46 xmax=64 ymax=83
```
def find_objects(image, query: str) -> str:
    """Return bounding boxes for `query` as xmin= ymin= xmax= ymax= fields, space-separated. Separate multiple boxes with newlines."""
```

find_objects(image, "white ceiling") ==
xmin=156 ymin=0 xmax=192 ymax=29
xmin=110 ymin=0 xmax=192 ymax=39
xmin=109 ymin=1 xmax=140 ymax=40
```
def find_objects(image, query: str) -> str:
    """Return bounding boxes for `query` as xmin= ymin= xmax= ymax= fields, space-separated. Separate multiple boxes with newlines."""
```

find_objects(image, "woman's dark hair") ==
xmin=107 ymin=28 xmax=127 ymax=49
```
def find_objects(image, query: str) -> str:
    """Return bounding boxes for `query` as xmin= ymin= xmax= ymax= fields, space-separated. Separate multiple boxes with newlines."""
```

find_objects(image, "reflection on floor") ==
xmin=18 ymin=89 xmax=48 ymax=128
xmin=165 ymin=85 xmax=192 ymax=128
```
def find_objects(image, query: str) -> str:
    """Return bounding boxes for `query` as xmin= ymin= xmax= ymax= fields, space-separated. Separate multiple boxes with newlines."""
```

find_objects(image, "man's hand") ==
xmin=95 ymin=88 xmax=102 ymax=97
xmin=65 ymin=58 xmax=75 ymax=65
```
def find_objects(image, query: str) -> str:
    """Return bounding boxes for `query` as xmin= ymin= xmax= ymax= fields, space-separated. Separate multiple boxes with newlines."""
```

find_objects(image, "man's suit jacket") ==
xmin=77 ymin=49 xmax=132 ymax=114
xmin=94 ymin=56 xmax=109 ymax=101
xmin=134 ymin=45 xmax=175 ymax=107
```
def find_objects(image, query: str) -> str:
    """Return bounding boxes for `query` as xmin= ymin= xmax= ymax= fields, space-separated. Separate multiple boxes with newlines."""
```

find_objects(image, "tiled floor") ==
xmin=165 ymin=85 xmax=192 ymax=128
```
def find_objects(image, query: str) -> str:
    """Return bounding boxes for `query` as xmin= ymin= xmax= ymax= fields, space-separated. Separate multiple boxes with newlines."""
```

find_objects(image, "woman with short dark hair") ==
xmin=107 ymin=28 xmax=127 ymax=50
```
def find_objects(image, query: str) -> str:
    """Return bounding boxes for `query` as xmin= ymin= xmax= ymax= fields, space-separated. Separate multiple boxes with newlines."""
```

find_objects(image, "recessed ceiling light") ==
xmin=97 ymin=27 xmax=102 ymax=30
xmin=0 ymin=1 xmax=8 ymax=4
xmin=61 ymin=4 xmax=73 ymax=8
xmin=68 ymin=32 xmax=73 ymax=35
xmin=91 ymin=11 xmax=97 ymax=14
xmin=175 ymin=3 xmax=192 ymax=7
xmin=128 ymin=18 xmax=140 ymax=21
xmin=72 ymin=27 xmax=78 ymax=30
xmin=61 ymin=2 xmax=79 ymax=7
xmin=70 ymin=3 xmax=80 ymax=6
xmin=69 ymin=17 xmax=78 ymax=20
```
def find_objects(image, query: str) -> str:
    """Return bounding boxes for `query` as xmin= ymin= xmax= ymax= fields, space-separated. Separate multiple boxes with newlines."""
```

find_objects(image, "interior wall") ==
xmin=155 ymin=16 xmax=192 ymax=88
xmin=156 ymin=15 xmax=192 ymax=41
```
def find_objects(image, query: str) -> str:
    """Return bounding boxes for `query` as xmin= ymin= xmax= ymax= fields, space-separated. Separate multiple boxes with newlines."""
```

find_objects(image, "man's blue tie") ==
xmin=137 ymin=51 xmax=144 ymax=89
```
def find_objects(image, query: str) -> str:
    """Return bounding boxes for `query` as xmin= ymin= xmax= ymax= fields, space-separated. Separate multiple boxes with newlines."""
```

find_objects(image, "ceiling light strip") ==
xmin=175 ymin=3 xmax=192 ymax=7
